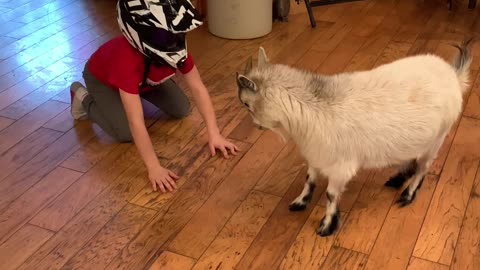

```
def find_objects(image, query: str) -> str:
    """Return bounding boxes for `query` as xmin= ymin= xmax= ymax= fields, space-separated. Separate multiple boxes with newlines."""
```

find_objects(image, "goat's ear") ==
xmin=258 ymin=46 xmax=269 ymax=67
xmin=244 ymin=56 xmax=253 ymax=74
xmin=236 ymin=72 xmax=257 ymax=92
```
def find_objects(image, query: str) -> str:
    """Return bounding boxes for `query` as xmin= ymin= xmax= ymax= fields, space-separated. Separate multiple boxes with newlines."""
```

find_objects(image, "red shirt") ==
xmin=87 ymin=35 xmax=195 ymax=94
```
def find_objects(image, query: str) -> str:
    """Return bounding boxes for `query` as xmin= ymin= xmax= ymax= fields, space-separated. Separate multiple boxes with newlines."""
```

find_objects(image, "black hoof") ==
xmin=385 ymin=174 xmax=407 ymax=189
xmin=289 ymin=201 xmax=307 ymax=211
xmin=396 ymin=187 xmax=415 ymax=207
xmin=316 ymin=212 xmax=340 ymax=237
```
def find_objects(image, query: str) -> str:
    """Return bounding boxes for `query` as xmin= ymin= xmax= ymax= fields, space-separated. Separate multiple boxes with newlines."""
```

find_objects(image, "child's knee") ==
xmin=113 ymin=128 xmax=133 ymax=143
xmin=170 ymin=101 xmax=192 ymax=119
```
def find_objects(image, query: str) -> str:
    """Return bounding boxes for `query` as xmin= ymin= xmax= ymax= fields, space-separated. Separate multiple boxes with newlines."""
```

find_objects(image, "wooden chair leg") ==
xmin=468 ymin=0 xmax=476 ymax=9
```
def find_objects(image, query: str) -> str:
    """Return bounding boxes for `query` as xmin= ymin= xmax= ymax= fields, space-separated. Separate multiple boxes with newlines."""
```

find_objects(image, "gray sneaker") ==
xmin=70 ymin=81 xmax=88 ymax=120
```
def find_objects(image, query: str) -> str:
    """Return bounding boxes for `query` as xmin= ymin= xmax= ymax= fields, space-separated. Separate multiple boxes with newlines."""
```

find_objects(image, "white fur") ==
xmin=237 ymin=42 xmax=472 ymax=236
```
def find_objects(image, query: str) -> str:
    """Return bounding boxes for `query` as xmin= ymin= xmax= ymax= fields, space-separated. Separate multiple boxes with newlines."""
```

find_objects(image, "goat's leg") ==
xmin=317 ymin=168 xmax=354 ymax=237
xmin=289 ymin=166 xmax=318 ymax=211
xmin=397 ymin=134 xmax=444 ymax=207
xmin=385 ymin=159 xmax=417 ymax=189
xmin=397 ymin=156 xmax=432 ymax=207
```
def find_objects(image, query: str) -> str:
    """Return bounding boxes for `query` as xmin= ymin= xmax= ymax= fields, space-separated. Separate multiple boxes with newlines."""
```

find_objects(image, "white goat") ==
xmin=236 ymin=40 xmax=473 ymax=237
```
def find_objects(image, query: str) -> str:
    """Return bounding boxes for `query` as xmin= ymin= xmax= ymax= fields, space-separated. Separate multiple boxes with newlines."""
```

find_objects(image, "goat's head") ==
xmin=236 ymin=47 xmax=283 ymax=131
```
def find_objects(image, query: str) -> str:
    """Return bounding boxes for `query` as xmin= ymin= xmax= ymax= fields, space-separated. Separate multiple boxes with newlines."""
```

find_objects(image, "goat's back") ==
xmin=302 ymin=54 xmax=464 ymax=169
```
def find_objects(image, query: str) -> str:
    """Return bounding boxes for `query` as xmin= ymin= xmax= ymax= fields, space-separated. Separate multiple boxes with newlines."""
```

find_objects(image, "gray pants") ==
xmin=82 ymin=63 xmax=191 ymax=142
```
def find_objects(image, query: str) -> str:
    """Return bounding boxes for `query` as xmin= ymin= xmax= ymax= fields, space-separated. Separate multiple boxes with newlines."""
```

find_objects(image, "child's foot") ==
xmin=70 ymin=81 xmax=89 ymax=120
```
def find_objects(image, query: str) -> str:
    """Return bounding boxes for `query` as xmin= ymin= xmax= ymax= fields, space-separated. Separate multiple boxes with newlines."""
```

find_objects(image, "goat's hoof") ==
xmin=289 ymin=201 xmax=307 ymax=211
xmin=316 ymin=212 xmax=340 ymax=237
xmin=396 ymin=188 xmax=415 ymax=207
xmin=385 ymin=174 xmax=406 ymax=189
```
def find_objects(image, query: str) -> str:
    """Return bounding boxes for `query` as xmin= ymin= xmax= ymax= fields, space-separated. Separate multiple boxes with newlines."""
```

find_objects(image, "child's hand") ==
xmin=208 ymin=132 xmax=239 ymax=159
xmin=148 ymin=165 xmax=179 ymax=193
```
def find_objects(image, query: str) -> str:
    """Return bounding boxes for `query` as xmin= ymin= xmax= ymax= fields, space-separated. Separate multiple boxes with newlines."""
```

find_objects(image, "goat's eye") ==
xmin=243 ymin=102 xmax=249 ymax=108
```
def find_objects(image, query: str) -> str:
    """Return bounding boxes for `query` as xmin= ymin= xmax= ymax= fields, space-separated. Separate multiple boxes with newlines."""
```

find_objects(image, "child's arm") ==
xmin=181 ymin=65 xmax=239 ymax=158
xmin=119 ymin=89 xmax=179 ymax=193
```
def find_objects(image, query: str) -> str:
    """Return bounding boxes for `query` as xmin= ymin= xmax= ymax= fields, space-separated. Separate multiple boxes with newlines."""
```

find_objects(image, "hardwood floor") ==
xmin=1 ymin=0 xmax=479 ymax=269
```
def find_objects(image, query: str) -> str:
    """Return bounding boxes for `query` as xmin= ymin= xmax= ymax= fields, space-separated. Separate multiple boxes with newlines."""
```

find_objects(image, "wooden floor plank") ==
xmin=42 ymin=107 xmax=75 ymax=133
xmin=407 ymin=257 xmax=449 ymax=270
xmin=0 ymin=224 xmax=53 ymax=270
xmin=148 ymin=251 xmax=196 ymax=270
xmin=374 ymin=40 xmax=413 ymax=67
xmin=0 ymin=121 xmax=95 ymax=212
xmin=0 ymin=100 xmax=67 ymax=154
xmin=0 ymin=56 xmax=82 ymax=106
xmin=321 ymin=246 xmax=368 ymax=270
xmin=29 ymin=144 xmax=134 ymax=231
xmin=0 ymin=60 xmax=87 ymax=120
xmin=450 ymin=164 xmax=480 ymax=270
xmin=364 ymin=175 xmax=438 ymax=270
xmin=61 ymin=204 xmax=156 ymax=270
xmin=335 ymin=169 xmax=399 ymax=254
xmin=227 ymin=113 xmax=263 ymax=144
xmin=0 ymin=116 xmax=13 ymax=131
xmin=18 ymin=158 xmax=147 ymax=270
xmin=413 ymin=117 xmax=480 ymax=265
xmin=191 ymin=191 xmax=280 ymax=270
xmin=0 ymin=167 xmax=82 ymax=243
xmin=254 ymin=140 xmax=305 ymax=197
xmin=60 ymin=130 xmax=118 ymax=173
xmin=105 ymin=132 xmax=282 ymax=269
xmin=164 ymin=133 xmax=285 ymax=259
xmin=235 ymin=168 xmax=326 ymax=270
xmin=279 ymin=206 xmax=345 ymax=270
xmin=0 ymin=127 xmax=63 ymax=181
xmin=464 ymin=70 xmax=480 ymax=119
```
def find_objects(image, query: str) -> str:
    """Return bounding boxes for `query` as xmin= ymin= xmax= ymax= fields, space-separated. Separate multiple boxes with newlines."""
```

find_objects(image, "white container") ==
xmin=207 ymin=0 xmax=273 ymax=39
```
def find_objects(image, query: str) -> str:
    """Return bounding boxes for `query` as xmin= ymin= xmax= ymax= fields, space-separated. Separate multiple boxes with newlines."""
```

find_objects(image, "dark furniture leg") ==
xmin=469 ymin=0 xmax=477 ymax=9
xmin=297 ymin=0 xmax=366 ymax=28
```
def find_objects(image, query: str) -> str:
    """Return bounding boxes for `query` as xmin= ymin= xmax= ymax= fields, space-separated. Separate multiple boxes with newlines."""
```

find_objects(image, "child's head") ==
xmin=116 ymin=0 xmax=203 ymax=68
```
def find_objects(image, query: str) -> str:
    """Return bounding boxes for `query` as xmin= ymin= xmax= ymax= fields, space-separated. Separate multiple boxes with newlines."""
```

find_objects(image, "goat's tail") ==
xmin=451 ymin=37 xmax=474 ymax=94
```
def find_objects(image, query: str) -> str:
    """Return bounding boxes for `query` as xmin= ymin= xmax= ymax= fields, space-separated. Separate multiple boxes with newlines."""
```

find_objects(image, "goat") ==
xmin=235 ymin=40 xmax=473 ymax=237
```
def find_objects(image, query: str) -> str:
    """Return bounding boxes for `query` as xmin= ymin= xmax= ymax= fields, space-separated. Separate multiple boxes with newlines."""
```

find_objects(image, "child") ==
xmin=69 ymin=0 xmax=239 ymax=193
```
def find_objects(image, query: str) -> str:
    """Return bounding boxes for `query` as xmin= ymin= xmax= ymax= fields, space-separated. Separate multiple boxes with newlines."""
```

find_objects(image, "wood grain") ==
xmin=321 ymin=246 xmax=368 ymax=270
xmin=18 ymin=158 xmax=148 ymax=270
xmin=29 ymin=144 xmax=134 ymax=231
xmin=450 ymin=165 xmax=480 ymax=270
xmin=0 ymin=121 xmax=95 ymax=212
xmin=413 ymin=117 xmax=480 ymax=264
xmin=149 ymin=251 xmax=195 ymax=270
xmin=279 ymin=206 xmax=345 ymax=270
xmin=166 ymin=133 xmax=285 ymax=259
xmin=0 ymin=127 xmax=62 ymax=181
xmin=0 ymin=167 xmax=82 ymax=243
xmin=0 ymin=100 xmax=67 ymax=154
xmin=0 ymin=116 xmax=13 ymax=131
xmin=192 ymin=191 xmax=280 ymax=270
xmin=105 ymin=132 xmax=283 ymax=269
xmin=374 ymin=41 xmax=413 ymax=67
xmin=254 ymin=140 xmax=305 ymax=197
xmin=464 ymin=70 xmax=480 ymax=119
xmin=42 ymin=107 xmax=75 ymax=132
xmin=407 ymin=257 xmax=449 ymax=270
xmin=228 ymin=113 xmax=263 ymax=144
xmin=335 ymin=169 xmax=399 ymax=254
xmin=61 ymin=204 xmax=156 ymax=270
xmin=364 ymin=175 xmax=438 ymax=270
xmin=235 ymin=169 xmax=326 ymax=270
xmin=60 ymin=129 xmax=118 ymax=173
xmin=0 ymin=224 xmax=53 ymax=270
